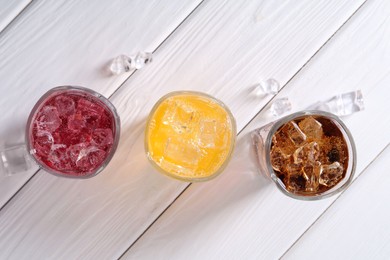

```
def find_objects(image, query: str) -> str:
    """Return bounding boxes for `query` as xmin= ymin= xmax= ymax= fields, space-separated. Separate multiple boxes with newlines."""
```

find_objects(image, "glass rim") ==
xmin=25 ymin=85 xmax=121 ymax=179
xmin=264 ymin=110 xmax=357 ymax=201
xmin=144 ymin=90 xmax=237 ymax=182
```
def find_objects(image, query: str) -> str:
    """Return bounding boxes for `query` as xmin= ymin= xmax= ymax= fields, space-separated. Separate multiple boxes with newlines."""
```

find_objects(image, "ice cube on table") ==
xmin=315 ymin=90 xmax=364 ymax=116
xmin=35 ymin=106 xmax=61 ymax=132
xmin=134 ymin=52 xmax=153 ymax=69
xmin=269 ymin=97 xmax=292 ymax=116
xmin=254 ymin=78 xmax=281 ymax=96
xmin=110 ymin=55 xmax=134 ymax=75
xmin=109 ymin=52 xmax=152 ymax=75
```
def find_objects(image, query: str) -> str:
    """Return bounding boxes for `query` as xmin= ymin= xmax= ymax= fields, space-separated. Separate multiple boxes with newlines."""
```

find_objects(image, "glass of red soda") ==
xmin=26 ymin=86 xmax=120 ymax=178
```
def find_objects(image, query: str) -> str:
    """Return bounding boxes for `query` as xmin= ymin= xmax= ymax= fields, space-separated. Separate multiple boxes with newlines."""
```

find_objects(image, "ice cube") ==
xmin=163 ymin=137 xmax=200 ymax=168
xmin=67 ymin=143 xmax=106 ymax=171
xmin=280 ymin=121 xmax=307 ymax=146
xmin=286 ymin=174 xmax=306 ymax=192
xmin=33 ymin=131 xmax=54 ymax=157
xmin=162 ymin=100 xmax=199 ymax=134
xmin=320 ymin=136 xmax=348 ymax=165
xmin=269 ymin=97 xmax=292 ymax=116
xmin=134 ymin=52 xmax=153 ymax=69
xmin=77 ymin=98 xmax=104 ymax=115
xmin=197 ymin=119 xmax=226 ymax=148
xmin=302 ymin=161 xmax=322 ymax=192
xmin=320 ymin=162 xmax=344 ymax=187
xmin=298 ymin=116 xmax=323 ymax=140
xmin=35 ymin=106 xmax=61 ymax=132
xmin=67 ymin=113 xmax=87 ymax=131
xmin=67 ymin=143 xmax=88 ymax=163
xmin=92 ymin=128 xmax=114 ymax=148
xmin=76 ymin=147 xmax=106 ymax=171
xmin=270 ymin=146 xmax=288 ymax=172
xmin=286 ymin=163 xmax=303 ymax=176
xmin=293 ymin=142 xmax=320 ymax=164
xmin=47 ymin=145 xmax=71 ymax=171
xmin=54 ymin=95 xmax=75 ymax=116
xmin=253 ymin=79 xmax=281 ymax=96
xmin=110 ymin=55 xmax=134 ymax=75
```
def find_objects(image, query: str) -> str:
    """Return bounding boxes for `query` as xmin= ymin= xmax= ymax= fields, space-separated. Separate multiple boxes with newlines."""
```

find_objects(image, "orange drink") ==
xmin=145 ymin=91 xmax=236 ymax=182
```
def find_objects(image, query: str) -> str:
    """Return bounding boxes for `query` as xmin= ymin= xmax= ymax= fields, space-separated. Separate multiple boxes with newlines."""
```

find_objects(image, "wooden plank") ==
xmin=0 ymin=0 xmax=31 ymax=33
xmin=283 ymin=145 xmax=390 ymax=260
xmin=124 ymin=0 xmax=390 ymax=259
xmin=0 ymin=0 xmax=202 ymax=208
xmin=0 ymin=0 xmax=367 ymax=259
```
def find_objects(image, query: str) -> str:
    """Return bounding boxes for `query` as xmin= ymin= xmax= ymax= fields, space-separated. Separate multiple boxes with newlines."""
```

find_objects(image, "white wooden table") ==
xmin=0 ymin=0 xmax=389 ymax=259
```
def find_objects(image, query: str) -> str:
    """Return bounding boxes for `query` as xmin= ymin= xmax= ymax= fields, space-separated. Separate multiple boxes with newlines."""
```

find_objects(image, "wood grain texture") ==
xmin=0 ymin=0 xmax=371 ymax=259
xmin=0 ymin=0 xmax=202 ymax=208
xmin=125 ymin=0 xmax=390 ymax=259
xmin=0 ymin=0 xmax=31 ymax=33
xmin=283 ymin=146 xmax=390 ymax=260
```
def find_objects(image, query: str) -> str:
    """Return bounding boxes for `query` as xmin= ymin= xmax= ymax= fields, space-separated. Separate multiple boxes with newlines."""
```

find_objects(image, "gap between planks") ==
xmin=118 ymin=0 xmax=369 ymax=259
xmin=0 ymin=0 xmax=34 ymax=36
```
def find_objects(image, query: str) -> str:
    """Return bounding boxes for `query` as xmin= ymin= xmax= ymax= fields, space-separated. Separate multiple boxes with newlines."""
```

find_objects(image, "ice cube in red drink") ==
xmin=27 ymin=87 xmax=119 ymax=177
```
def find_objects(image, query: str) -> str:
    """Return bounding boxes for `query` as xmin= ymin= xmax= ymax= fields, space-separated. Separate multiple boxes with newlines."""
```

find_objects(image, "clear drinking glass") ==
xmin=145 ymin=91 xmax=236 ymax=182
xmin=1 ymin=86 xmax=120 ymax=178
xmin=252 ymin=110 xmax=356 ymax=200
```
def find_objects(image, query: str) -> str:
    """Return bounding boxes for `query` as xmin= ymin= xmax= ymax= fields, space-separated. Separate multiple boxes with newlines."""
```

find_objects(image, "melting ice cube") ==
xmin=54 ymin=95 xmax=75 ymax=116
xmin=163 ymin=137 xmax=200 ymax=168
xmin=35 ymin=106 xmax=61 ymax=132
xmin=320 ymin=162 xmax=344 ymax=187
xmin=162 ymin=100 xmax=199 ymax=134
xmin=92 ymin=128 xmax=114 ymax=148
xmin=298 ymin=116 xmax=323 ymax=140
xmin=197 ymin=119 xmax=226 ymax=148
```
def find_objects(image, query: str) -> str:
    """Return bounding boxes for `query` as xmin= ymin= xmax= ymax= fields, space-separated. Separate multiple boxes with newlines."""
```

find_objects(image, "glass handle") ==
xmin=0 ymin=143 xmax=34 ymax=177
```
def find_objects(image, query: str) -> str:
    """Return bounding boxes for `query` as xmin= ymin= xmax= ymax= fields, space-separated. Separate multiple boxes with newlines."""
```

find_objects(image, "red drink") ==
xmin=26 ymin=86 xmax=120 ymax=178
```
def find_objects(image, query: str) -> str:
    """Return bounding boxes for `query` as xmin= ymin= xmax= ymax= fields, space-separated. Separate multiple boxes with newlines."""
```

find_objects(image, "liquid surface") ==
xmin=270 ymin=115 xmax=348 ymax=195
xmin=29 ymin=90 xmax=116 ymax=176
xmin=146 ymin=93 xmax=234 ymax=181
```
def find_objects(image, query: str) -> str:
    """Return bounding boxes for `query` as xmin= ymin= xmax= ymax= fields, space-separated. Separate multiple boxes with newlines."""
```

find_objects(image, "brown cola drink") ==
xmin=270 ymin=115 xmax=349 ymax=196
